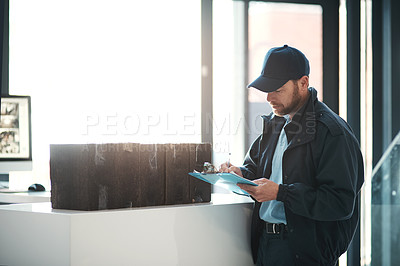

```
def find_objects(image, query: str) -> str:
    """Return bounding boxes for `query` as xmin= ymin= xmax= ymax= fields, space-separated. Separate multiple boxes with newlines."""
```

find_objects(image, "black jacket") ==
xmin=240 ymin=88 xmax=364 ymax=265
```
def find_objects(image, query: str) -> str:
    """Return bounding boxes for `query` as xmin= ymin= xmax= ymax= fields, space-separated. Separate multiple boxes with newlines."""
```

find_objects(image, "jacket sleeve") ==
xmin=240 ymin=135 xmax=261 ymax=180
xmin=276 ymin=129 xmax=364 ymax=221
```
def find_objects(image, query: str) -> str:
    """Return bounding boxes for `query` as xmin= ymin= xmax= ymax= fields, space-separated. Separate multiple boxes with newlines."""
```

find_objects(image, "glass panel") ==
xmin=247 ymin=2 xmax=323 ymax=145
xmin=8 ymin=0 xmax=201 ymax=188
xmin=371 ymin=131 xmax=400 ymax=266
xmin=360 ymin=0 xmax=373 ymax=265
xmin=213 ymin=0 xmax=246 ymax=167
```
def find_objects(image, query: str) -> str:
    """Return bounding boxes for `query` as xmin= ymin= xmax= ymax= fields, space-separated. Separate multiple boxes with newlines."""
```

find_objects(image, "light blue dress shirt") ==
xmin=259 ymin=115 xmax=290 ymax=224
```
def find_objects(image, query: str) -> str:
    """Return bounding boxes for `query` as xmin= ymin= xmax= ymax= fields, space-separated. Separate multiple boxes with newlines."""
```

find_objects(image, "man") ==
xmin=220 ymin=45 xmax=364 ymax=266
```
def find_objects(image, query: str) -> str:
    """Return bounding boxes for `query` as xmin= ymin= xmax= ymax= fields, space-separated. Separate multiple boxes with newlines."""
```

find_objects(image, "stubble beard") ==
xmin=273 ymin=84 xmax=302 ymax=116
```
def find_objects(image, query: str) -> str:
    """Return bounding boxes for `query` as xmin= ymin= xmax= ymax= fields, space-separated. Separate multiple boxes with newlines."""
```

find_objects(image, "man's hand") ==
xmin=237 ymin=178 xmax=279 ymax=202
xmin=219 ymin=162 xmax=243 ymax=177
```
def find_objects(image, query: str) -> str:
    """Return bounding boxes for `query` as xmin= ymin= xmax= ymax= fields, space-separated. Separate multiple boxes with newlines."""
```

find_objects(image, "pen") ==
xmin=227 ymin=152 xmax=231 ymax=169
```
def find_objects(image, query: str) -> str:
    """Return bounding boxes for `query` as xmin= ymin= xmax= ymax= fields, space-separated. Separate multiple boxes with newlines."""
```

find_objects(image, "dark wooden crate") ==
xmin=165 ymin=143 xmax=191 ymax=205
xmin=50 ymin=143 xmax=211 ymax=210
xmin=189 ymin=143 xmax=212 ymax=203
xmin=96 ymin=143 xmax=141 ymax=209
xmin=138 ymin=144 xmax=165 ymax=207
xmin=51 ymin=143 xmax=139 ymax=210
xmin=114 ymin=143 xmax=141 ymax=208
xmin=94 ymin=143 xmax=115 ymax=210
xmin=50 ymin=144 xmax=97 ymax=210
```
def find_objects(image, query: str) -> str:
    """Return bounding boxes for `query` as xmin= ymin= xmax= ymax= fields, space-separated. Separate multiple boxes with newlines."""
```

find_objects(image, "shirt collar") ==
xmin=283 ymin=114 xmax=291 ymax=125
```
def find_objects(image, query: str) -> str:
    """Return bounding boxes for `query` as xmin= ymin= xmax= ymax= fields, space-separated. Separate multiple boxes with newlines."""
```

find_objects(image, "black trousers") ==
xmin=256 ymin=228 xmax=296 ymax=266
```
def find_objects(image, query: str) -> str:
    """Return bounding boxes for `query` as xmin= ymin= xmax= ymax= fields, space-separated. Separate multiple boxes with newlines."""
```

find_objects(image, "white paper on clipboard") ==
xmin=188 ymin=171 xmax=257 ymax=196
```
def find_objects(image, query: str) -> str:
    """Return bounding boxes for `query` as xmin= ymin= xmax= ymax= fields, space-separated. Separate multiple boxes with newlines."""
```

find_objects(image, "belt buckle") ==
xmin=272 ymin=223 xmax=278 ymax=234
xmin=266 ymin=223 xmax=280 ymax=234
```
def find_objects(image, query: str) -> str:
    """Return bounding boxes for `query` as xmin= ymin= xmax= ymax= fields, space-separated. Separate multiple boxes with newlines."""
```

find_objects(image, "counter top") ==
xmin=0 ymin=191 xmax=51 ymax=204
xmin=0 ymin=192 xmax=252 ymax=213
xmin=0 ymin=193 xmax=255 ymax=266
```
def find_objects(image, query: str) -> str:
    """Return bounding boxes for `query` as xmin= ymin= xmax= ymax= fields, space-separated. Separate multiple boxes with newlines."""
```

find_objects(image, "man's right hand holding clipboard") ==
xmin=219 ymin=161 xmax=280 ymax=203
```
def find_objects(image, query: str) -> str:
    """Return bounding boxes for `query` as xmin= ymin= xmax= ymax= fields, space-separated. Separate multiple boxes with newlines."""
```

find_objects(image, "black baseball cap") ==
xmin=247 ymin=45 xmax=310 ymax=93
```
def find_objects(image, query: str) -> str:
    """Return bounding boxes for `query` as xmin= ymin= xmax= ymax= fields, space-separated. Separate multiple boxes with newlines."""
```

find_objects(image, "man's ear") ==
xmin=299 ymin=76 xmax=309 ymax=90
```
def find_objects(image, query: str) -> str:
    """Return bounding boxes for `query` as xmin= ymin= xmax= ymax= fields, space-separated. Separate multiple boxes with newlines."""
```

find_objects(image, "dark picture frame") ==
xmin=0 ymin=95 xmax=32 ymax=160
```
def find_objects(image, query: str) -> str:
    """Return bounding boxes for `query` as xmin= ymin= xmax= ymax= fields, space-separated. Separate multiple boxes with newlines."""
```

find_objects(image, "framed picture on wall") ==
xmin=0 ymin=95 xmax=32 ymax=160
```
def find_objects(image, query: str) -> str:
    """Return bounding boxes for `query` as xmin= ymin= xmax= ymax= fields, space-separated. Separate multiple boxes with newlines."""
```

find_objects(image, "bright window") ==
xmin=9 ymin=0 xmax=201 ymax=188
xmin=247 ymin=2 xmax=323 ymax=145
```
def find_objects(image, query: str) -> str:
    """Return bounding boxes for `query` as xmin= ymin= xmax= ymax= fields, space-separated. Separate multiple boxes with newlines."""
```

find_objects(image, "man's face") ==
xmin=266 ymin=80 xmax=302 ymax=117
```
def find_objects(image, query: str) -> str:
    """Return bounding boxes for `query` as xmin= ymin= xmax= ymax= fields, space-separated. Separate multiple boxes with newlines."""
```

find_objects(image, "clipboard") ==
xmin=188 ymin=171 xmax=257 ymax=196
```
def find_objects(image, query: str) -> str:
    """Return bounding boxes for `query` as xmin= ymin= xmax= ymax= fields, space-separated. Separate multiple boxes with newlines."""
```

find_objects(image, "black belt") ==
xmin=264 ymin=222 xmax=288 ymax=234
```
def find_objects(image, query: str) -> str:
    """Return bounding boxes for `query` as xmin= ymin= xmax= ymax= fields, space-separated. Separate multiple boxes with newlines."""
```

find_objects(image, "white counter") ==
xmin=0 ymin=193 xmax=254 ymax=266
xmin=0 ymin=191 xmax=51 ymax=204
